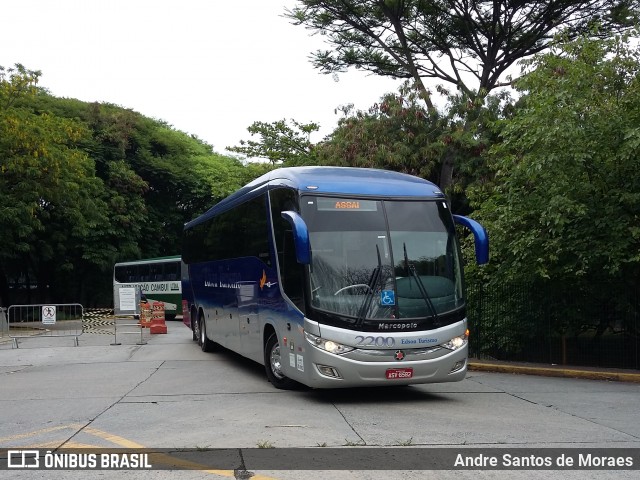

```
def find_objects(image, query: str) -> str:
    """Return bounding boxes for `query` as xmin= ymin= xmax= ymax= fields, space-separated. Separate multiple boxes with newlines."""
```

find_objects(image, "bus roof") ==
xmin=114 ymin=255 xmax=181 ymax=267
xmin=186 ymin=167 xmax=444 ymax=230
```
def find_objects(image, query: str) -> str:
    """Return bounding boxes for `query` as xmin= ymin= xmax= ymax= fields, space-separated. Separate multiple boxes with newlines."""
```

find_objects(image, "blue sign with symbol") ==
xmin=380 ymin=290 xmax=396 ymax=306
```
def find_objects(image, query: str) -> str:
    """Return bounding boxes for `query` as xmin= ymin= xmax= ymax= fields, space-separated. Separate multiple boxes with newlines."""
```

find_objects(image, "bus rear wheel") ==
xmin=264 ymin=333 xmax=297 ymax=390
xmin=199 ymin=316 xmax=216 ymax=353
xmin=192 ymin=310 xmax=200 ymax=342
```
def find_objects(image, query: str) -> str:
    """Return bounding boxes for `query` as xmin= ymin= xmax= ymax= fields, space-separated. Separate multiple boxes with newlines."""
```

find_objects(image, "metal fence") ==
xmin=7 ymin=303 xmax=84 ymax=348
xmin=467 ymin=281 xmax=640 ymax=370
xmin=0 ymin=307 xmax=7 ymax=336
xmin=4 ymin=305 xmax=149 ymax=347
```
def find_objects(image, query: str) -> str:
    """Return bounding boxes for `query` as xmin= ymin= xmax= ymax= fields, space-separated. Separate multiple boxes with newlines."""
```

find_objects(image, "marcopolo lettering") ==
xmin=378 ymin=323 xmax=418 ymax=330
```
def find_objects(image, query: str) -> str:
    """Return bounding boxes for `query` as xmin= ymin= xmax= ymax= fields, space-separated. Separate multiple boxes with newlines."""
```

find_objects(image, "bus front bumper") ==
xmin=300 ymin=343 xmax=468 ymax=388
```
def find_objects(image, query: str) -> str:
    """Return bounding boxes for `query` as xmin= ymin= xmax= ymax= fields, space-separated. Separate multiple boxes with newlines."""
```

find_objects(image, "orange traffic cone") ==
xmin=150 ymin=301 xmax=167 ymax=334
xmin=139 ymin=302 xmax=152 ymax=328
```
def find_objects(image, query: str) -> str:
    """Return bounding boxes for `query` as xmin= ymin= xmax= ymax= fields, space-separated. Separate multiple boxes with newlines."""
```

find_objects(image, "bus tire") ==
xmin=192 ymin=310 xmax=200 ymax=343
xmin=264 ymin=332 xmax=297 ymax=390
xmin=200 ymin=316 xmax=216 ymax=353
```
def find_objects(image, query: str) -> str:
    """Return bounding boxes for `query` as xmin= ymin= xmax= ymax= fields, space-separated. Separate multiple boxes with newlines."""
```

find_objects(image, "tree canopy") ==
xmin=467 ymin=33 xmax=640 ymax=285
xmin=285 ymin=1 xmax=639 ymax=192
xmin=287 ymin=1 xmax=638 ymax=105
xmin=227 ymin=119 xmax=320 ymax=166
xmin=314 ymin=82 xmax=504 ymax=211
xmin=0 ymin=65 xmax=262 ymax=306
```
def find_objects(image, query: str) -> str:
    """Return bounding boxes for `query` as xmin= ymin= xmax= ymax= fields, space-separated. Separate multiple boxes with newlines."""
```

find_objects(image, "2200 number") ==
xmin=354 ymin=336 xmax=395 ymax=347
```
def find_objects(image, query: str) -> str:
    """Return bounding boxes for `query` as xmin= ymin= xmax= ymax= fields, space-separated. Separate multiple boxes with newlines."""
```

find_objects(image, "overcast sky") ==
xmin=2 ymin=0 xmax=403 ymax=155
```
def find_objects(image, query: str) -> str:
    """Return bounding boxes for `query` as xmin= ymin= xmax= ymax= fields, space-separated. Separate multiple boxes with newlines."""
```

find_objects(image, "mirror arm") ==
xmin=281 ymin=211 xmax=311 ymax=265
xmin=453 ymin=215 xmax=489 ymax=265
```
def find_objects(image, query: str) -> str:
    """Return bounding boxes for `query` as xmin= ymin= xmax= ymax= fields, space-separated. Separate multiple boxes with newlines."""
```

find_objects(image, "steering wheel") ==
xmin=333 ymin=284 xmax=373 ymax=296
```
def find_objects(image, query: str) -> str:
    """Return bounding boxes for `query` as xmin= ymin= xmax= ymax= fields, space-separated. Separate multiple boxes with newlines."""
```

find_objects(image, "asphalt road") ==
xmin=1 ymin=319 xmax=639 ymax=479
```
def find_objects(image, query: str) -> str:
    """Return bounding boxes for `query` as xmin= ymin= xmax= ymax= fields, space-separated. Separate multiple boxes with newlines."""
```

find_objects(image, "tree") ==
xmin=317 ymin=84 xmax=441 ymax=174
xmin=0 ymin=64 xmax=40 ymax=108
xmin=461 ymin=33 xmax=640 ymax=360
xmin=1 ymin=70 xmax=267 ymax=306
xmin=228 ymin=119 xmax=320 ymax=166
xmin=317 ymin=82 xmax=506 ymax=212
xmin=467 ymin=33 xmax=640 ymax=285
xmin=287 ymin=1 xmax=638 ymax=105
xmin=288 ymin=1 xmax=638 ymax=189
xmin=0 ymin=65 xmax=110 ymax=305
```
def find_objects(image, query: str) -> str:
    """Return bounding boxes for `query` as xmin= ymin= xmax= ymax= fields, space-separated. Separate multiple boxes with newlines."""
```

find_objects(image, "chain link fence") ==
xmin=467 ymin=280 xmax=640 ymax=370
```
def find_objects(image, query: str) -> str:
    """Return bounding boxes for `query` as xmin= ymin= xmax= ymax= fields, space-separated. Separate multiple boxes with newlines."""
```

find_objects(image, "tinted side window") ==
xmin=115 ymin=265 xmax=138 ymax=283
xmin=183 ymin=194 xmax=271 ymax=265
xmin=165 ymin=262 xmax=180 ymax=281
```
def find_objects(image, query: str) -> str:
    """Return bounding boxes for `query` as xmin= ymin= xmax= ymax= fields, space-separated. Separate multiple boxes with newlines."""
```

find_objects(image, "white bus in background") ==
xmin=113 ymin=256 xmax=184 ymax=320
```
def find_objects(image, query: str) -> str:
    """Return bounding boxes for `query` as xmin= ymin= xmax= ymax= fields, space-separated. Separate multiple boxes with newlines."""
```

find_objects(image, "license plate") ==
xmin=385 ymin=368 xmax=413 ymax=379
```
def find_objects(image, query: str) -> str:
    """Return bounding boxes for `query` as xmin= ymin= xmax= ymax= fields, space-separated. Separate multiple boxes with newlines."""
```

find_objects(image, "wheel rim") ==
xmin=200 ymin=320 xmax=205 ymax=345
xmin=269 ymin=342 xmax=285 ymax=380
xmin=193 ymin=318 xmax=200 ymax=340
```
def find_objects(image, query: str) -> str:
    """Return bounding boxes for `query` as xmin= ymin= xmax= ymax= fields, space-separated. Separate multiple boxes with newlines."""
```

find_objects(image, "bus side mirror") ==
xmin=281 ymin=211 xmax=311 ymax=265
xmin=453 ymin=215 xmax=489 ymax=265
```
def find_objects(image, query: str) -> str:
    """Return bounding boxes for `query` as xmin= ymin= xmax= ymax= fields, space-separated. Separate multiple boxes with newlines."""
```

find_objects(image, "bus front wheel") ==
xmin=264 ymin=333 xmax=297 ymax=390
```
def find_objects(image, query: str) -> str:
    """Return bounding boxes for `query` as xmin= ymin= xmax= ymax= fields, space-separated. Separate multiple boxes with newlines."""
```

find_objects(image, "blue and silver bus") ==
xmin=182 ymin=167 xmax=488 ymax=389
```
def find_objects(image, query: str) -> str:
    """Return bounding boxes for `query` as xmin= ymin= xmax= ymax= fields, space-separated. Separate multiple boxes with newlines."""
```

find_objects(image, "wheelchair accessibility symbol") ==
xmin=380 ymin=290 xmax=396 ymax=306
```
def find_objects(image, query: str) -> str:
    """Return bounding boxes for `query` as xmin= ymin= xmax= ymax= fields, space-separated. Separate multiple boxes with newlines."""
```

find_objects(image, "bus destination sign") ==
xmin=316 ymin=198 xmax=378 ymax=212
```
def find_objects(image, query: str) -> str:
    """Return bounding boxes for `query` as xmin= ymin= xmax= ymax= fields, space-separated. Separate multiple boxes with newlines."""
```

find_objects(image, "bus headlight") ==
xmin=305 ymin=332 xmax=355 ymax=355
xmin=440 ymin=330 xmax=469 ymax=351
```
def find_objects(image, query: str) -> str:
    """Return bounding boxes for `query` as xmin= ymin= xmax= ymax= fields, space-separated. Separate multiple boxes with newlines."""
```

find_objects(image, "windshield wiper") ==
xmin=403 ymin=243 xmax=439 ymax=323
xmin=355 ymin=245 xmax=382 ymax=327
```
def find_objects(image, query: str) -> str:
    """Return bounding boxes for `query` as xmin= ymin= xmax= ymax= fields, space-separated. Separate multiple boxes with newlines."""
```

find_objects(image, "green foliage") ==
xmin=0 ymin=65 xmax=262 ymax=306
xmin=287 ymin=1 xmax=637 ymax=102
xmin=0 ymin=65 xmax=111 ymax=304
xmin=228 ymin=119 xmax=320 ymax=166
xmin=0 ymin=64 xmax=41 ymax=108
xmin=317 ymin=84 xmax=442 ymax=177
xmin=468 ymin=33 xmax=640 ymax=285
xmin=316 ymin=82 xmax=506 ymax=211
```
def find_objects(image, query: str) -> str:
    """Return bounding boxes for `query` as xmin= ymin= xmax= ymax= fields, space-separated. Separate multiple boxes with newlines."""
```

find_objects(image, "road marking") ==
xmin=0 ymin=423 xmax=82 ymax=444
xmin=81 ymin=426 xmax=146 ymax=449
xmin=83 ymin=427 xmax=279 ymax=479
xmin=28 ymin=441 xmax=100 ymax=449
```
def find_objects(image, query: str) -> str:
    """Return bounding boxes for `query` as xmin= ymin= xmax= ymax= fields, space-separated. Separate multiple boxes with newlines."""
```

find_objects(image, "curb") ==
xmin=468 ymin=361 xmax=640 ymax=384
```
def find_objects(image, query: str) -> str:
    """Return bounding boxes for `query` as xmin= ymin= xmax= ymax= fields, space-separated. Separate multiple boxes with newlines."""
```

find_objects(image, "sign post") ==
xmin=113 ymin=286 xmax=141 ymax=316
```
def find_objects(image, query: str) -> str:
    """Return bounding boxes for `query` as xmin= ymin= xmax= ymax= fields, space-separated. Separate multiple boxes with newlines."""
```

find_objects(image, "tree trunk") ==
xmin=0 ymin=264 xmax=10 ymax=307
xmin=439 ymin=149 xmax=455 ymax=191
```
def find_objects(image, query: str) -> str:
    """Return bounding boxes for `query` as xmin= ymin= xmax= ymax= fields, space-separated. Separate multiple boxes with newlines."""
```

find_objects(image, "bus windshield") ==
xmin=301 ymin=197 xmax=464 ymax=322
